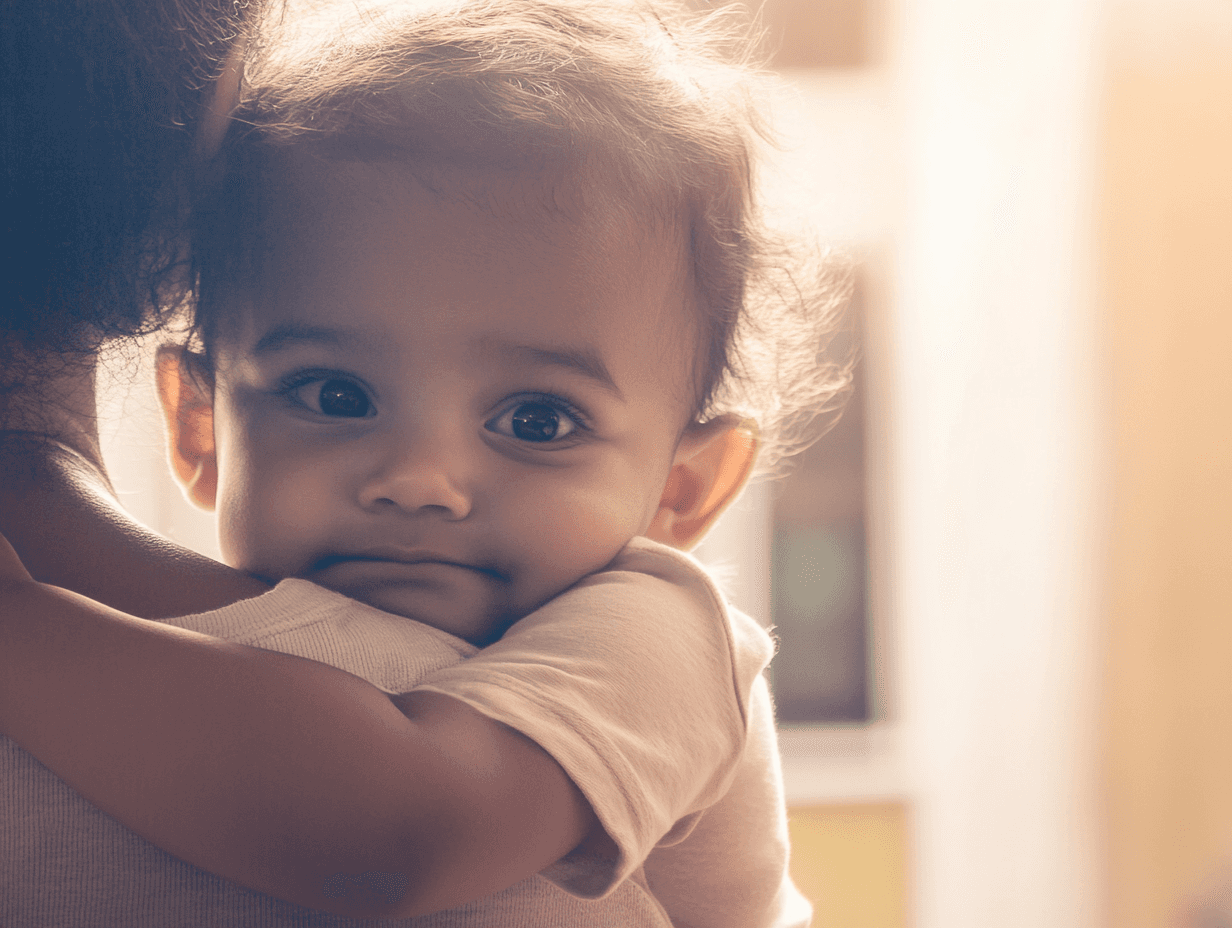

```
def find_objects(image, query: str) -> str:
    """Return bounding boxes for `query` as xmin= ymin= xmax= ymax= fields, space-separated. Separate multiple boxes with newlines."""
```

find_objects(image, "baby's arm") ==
xmin=0 ymin=535 xmax=596 ymax=919
xmin=412 ymin=538 xmax=760 ymax=897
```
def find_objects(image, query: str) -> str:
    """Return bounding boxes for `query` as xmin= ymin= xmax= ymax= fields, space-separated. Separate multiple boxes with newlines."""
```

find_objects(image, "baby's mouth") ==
xmin=307 ymin=553 xmax=505 ymax=583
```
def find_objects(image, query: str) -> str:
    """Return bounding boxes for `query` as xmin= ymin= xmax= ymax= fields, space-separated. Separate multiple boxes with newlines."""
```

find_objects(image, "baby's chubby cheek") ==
xmin=215 ymin=461 xmax=333 ymax=579
xmin=508 ymin=479 xmax=658 ymax=580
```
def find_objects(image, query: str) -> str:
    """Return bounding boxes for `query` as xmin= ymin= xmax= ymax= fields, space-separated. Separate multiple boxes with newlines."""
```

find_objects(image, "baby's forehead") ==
xmin=269 ymin=148 xmax=680 ymax=245
xmin=241 ymin=150 xmax=694 ymax=316
xmin=223 ymin=151 xmax=702 ymax=354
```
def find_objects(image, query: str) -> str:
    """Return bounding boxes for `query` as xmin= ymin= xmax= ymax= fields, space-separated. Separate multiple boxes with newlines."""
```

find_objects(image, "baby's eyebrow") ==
xmin=489 ymin=340 xmax=624 ymax=400
xmin=252 ymin=323 xmax=354 ymax=355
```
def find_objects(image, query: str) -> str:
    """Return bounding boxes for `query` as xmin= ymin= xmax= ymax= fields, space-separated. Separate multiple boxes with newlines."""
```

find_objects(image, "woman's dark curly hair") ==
xmin=1 ymin=0 xmax=253 ymax=367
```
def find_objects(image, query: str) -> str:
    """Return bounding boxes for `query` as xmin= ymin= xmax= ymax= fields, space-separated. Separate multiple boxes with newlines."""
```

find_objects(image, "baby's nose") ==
xmin=357 ymin=439 xmax=473 ymax=520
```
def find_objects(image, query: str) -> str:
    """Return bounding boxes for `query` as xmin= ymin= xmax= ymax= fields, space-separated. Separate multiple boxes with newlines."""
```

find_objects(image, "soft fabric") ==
xmin=414 ymin=539 xmax=812 ymax=928
xmin=0 ymin=539 xmax=809 ymax=927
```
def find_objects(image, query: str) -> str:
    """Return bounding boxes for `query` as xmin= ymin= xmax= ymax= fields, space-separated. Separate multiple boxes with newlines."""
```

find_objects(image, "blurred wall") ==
xmin=886 ymin=0 xmax=1104 ymax=926
xmin=1101 ymin=3 xmax=1232 ymax=926
xmin=743 ymin=1 xmax=913 ymax=925
xmin=748 ymin=0 xmax=1105 ymax=923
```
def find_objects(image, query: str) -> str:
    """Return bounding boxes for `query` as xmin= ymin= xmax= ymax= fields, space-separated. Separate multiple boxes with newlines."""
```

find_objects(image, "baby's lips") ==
xmin=308 ymin=551 xmax=505 ymax=584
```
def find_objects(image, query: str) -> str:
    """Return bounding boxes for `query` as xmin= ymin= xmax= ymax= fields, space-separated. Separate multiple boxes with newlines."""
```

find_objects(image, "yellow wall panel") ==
xmin=1101 ymin=45 xmax=1232 ymax=928
xmin=788 ymin=803 xmax=908 ymax=928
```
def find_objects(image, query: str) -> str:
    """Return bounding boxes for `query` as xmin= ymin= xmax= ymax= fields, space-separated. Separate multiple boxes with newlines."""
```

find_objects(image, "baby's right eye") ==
xmin=284 ymin=376 xmax=373 ymax=418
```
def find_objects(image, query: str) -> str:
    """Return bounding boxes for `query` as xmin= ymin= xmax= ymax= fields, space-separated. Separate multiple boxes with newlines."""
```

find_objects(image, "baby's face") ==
xmin=206 ymin=155 xmax=700 ymax=644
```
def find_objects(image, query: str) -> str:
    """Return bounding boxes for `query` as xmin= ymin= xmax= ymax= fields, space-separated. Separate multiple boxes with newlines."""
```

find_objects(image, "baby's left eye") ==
xmin=485 ymin=400 xmax=580 ymax=444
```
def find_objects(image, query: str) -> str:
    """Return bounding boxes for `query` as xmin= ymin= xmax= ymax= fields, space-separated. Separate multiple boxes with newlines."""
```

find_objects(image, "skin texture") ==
xmin=0 ymin=153 xmax=759 ymax=917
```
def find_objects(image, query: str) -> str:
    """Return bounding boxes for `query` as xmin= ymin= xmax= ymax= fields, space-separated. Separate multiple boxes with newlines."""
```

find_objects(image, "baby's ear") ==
xmin=646 ymin=415 xmax=759 ymax=550
xmin=154 ymin=345 xmax=219 ymax=512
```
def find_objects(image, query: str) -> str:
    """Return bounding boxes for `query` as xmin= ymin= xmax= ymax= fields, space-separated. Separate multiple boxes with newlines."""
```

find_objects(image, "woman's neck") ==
xmin=0 ymin=343 xmax=270 ymax=616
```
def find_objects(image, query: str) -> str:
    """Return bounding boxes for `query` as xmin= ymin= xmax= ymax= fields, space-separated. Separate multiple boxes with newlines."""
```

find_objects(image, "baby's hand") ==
xmin=0 ymin=532 xmax=34 ymax=585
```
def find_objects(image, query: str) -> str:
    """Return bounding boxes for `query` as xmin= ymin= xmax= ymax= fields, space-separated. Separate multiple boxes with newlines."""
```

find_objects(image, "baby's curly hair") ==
xmin=193 ymin=0 xmax=854 ymax=468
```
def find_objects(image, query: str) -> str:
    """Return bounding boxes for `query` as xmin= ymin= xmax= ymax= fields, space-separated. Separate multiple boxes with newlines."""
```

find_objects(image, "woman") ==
xmin=1 ymin=0 xmax=266 ymax=615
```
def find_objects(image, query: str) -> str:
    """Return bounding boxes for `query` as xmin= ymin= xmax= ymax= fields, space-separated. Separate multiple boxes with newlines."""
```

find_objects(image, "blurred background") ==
xmin=97 ymin=0 xmax=1232 ymax=924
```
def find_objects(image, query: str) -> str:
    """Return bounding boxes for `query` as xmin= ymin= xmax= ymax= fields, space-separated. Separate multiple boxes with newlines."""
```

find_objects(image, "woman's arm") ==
xmin=0 ymin=443 xmax=271 ymax=617
xmin=0 ymin=538 xmax=597 ymax=919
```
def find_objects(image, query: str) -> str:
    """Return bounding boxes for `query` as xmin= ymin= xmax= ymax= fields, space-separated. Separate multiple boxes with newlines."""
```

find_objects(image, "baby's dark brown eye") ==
xmin=511 ymin=402 xmax=561 ymax=442
xmin=484 ymin=397 xmax=581 ymax=445
xmin=318 ymin=379 xmax=371 ymax=418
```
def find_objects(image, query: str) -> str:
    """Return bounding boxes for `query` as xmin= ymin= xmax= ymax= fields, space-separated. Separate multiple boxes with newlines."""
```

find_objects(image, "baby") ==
xmin=0 ymin=0 xmax=850 ymax=924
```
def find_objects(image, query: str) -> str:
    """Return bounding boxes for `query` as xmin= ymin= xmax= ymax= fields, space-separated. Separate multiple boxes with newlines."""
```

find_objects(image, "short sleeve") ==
xmin=413 ymin=538 xmax=775 ymax=898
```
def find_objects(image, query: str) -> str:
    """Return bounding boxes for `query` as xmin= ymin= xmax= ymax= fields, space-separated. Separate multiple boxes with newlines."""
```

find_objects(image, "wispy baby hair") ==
xmin=194 ymin=0 xmax=854 ymax=468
